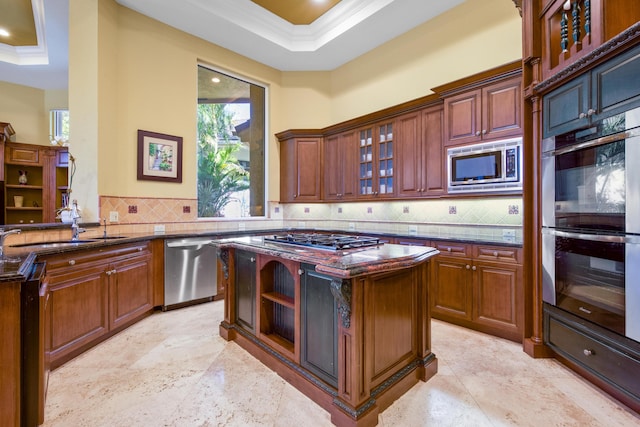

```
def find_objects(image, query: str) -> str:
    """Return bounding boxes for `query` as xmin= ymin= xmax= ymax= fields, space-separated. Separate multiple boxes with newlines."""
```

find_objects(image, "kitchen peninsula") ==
xmin=213 ymin=233 xmax=439 ymax=427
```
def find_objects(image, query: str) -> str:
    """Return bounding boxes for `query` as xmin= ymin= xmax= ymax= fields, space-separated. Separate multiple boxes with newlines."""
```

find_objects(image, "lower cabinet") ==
xmin=43 ymin=242 xmax=153 ymax=368
xmin=544 ymin=303 xmax=640 ymax=412
xmin=300 ymin=263 xmax=338 ymax=387
xmin=430 ymin=241 xmax=523 ymax=342
xmin=234 ymin=249 xmax=257 ymax=333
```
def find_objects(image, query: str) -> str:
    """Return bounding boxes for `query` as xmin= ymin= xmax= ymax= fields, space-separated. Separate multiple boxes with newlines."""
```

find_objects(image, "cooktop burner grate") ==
xmin=264 ymin=233 xmax=381 ymax=251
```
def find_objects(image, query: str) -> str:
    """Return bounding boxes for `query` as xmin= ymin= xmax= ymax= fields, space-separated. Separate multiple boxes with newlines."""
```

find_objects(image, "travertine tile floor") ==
xmin=42 ymin=300 xmax=640 ymax=426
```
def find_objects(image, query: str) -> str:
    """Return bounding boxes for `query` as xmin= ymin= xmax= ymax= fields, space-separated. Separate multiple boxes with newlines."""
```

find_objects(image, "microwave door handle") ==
xmin=549 ymin=127 xmax=640 ymax=157
xmin=543 ymin=228 xmax=640 ymax=244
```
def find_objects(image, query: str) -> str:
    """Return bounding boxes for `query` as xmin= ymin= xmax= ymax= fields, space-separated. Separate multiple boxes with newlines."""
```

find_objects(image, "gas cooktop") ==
xmin=264 ymin=233 xmax=381 ymax=251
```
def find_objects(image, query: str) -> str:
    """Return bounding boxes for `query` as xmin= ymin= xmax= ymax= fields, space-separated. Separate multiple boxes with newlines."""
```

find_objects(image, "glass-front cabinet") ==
xmin=358 ymin=121 xmax=395 ymax=198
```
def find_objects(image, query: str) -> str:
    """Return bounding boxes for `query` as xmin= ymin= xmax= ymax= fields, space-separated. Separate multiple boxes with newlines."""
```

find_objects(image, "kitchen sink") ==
xmin=11 ymin=240 xmax=97 ymax=248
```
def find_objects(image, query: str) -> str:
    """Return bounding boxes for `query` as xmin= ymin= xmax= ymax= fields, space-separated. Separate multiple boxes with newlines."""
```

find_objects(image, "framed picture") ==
xmin=137 ymin=130 xmax=183 ymax=183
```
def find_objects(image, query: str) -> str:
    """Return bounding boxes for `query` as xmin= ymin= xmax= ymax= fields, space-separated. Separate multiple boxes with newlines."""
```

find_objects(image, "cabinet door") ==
xmin=591 ymin=44 xmax=640 ymax=121
xmin=430 ymin=256 xmax=472 ymax=321
xmin=543 ymin=73 xmax=590 ymax=138
xmin=235 ymin=250 xmax=257 ymax=332
xmin=423 ymin=106 xmax=446 ymax=196
xmin=357 ymin=121 xmax=395 ymax=198
xmin=280 ymin=138 xmax=321 ymax=202
xmin=324 ymin=131 xmax=356 ymax=200
xmin=482 ymin=76 xmax=522 ymax=141
xmin=48 ymin=265 xmax=109 ymax=367
xmin=396 ymin=111 xmax=423 ymax=197
xmin=108 ymin=253 xmax=153 ymax=331
xmin=472 ymin=261 xmax=522 ymax=339
xmin=300 ymin=264 xmax=338 ymax=387
xmin=444 ymin=89 xmax=482 ymax=146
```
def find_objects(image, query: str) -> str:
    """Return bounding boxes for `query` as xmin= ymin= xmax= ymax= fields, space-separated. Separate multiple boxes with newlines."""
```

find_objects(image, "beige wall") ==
xmin=330 ymin=0 xmax=522 ymax=123
xmin=16 ymin=0 xmax=522 ymax=223
xmin=0 ymin=81 xmax=48 ymax=144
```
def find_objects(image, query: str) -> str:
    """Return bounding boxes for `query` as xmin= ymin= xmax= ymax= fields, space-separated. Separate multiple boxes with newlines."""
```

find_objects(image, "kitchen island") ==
xmin=213 ymin=234 xmax=439 ymax=427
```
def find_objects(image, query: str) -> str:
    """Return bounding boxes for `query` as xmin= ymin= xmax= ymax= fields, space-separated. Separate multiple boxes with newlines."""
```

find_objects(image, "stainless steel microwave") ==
xmin=447 ymin=137 xmax=522 ymax=193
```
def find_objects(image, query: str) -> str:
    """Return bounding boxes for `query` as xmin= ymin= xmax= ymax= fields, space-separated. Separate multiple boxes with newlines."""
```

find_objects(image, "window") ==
xmin=50 ymin=109 xmax=69 ymax=142
xmin=197 ymin=65 xmax=266 ymax=218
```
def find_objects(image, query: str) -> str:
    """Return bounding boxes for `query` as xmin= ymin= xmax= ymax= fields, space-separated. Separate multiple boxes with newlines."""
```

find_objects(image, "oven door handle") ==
xmin=542 ymin=228 xmax=640 ymax=244
xmin=544 ymin=127 xmax=640 ymax=157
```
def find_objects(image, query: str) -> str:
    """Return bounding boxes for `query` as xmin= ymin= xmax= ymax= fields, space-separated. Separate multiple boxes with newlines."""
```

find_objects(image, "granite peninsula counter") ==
xmin=212 ymin=234 xmax=439 ymax=427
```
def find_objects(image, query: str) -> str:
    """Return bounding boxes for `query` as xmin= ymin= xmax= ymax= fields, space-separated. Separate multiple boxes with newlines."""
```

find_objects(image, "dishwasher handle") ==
xmin=165 ymin=239 xmax=214 ymax=249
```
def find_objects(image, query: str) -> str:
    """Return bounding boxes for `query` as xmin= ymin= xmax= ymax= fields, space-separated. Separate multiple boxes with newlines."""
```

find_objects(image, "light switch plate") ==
xmin=109 ymin=211 xmax=119 ymax=222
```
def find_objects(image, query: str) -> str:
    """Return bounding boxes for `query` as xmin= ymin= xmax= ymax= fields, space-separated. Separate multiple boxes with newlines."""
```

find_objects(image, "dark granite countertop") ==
xmin=0 ymin=226 xmax=520 ymax=283
xmin=211 ymin=235 xmax=439 ymax=279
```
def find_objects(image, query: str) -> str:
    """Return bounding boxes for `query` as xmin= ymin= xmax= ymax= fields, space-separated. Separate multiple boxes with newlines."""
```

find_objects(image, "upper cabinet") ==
xmin=357 ymin=121 xmax=396 ymax=198
xmin=323 ymin=130 xmax=357 ymax=201
xmin=277 ymin=133 xmax=322 ymax=203
xmin=442 ymin=74 xmax=522 ymax=146
xmin=3 ymin=142 xmax=68 ymax=224
xmin=538 ymin=0 xmax=640 ymax=82
xmin=396 ymin=106 xmax=446 ymax=198
xmin=543 ymin=43 xmax=640 ymax=137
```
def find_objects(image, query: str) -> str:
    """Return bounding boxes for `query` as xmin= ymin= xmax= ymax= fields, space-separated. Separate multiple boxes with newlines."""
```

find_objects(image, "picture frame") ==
xmin=137 ymin=130 xmax=183 ymax=183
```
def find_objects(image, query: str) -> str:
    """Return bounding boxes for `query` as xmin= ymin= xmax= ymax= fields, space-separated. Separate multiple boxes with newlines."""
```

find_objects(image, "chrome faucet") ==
xmin=70 ymin=200 xmax=85 ymax=241
xmin=0 ymin=228 xmax=21 ymax=258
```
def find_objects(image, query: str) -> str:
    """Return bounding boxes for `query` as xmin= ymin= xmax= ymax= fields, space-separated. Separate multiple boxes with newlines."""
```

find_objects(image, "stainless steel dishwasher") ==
xmin=163 ymin=237 xmax=217 ymax=310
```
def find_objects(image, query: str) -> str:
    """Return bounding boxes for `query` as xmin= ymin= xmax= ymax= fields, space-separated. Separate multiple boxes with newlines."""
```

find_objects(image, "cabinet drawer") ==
xmin=545 ymin=306 xmax=640 ymax=400
xmin=474 ymin=245 xmax=521 ymax=263
xmin=432 ymin=241 xmax=470 ymax=257
xmin=43 ymin=242 xmax=150 ymax=271
xmin=5 ymin=144 xmax=42 ymax=165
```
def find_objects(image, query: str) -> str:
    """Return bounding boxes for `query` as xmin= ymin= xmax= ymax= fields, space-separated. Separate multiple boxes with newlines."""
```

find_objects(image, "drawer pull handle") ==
xmin=493 ymin=251 xmax=499 ymax=257
xmin=578 ymin=306 xmax=592 ymax=314
xmin=68 ymin=260 xmax=76 ymax=266
xmin=583 ymin=349 xmax=594 ymax=356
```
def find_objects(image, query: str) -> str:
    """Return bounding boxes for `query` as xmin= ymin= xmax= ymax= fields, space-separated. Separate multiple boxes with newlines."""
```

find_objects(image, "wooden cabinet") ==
xmin=357 ymin=121 xmax=396 ymax=198
xmin=278 ymin=135 xmax=322 ymax=202
xmin=323 ymin=130 xmax=357 ymax=200
xmin=43 ymin=242 xmax=153 ymax=368
xmin=4 ymin=142 xmax=68 ymax=224
xmin=300 ymin=263 xmax=338 ymax=387
xmin=443 ymin=75 xmax=522 ymax=146
xmin=544 ymin=303 xmax=640 ymax=412
xmin=397 ymin=106 xmax=446 ymax=198
xmin=234 ymin=249 xmax=256 ymax=333
xmin=543 ymin=43 xmax=640 ymax=137
xmin=431 ymin=241 xmax=523 ymax=342
xmin=257 ymin=255 xmax=299 ymax=359
xmin=538 ymin=0 xmax=640 ymax=81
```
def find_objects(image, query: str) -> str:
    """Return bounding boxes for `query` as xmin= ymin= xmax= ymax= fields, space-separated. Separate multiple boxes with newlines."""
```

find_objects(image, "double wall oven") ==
xmin=542 ymin=107 xmax=640 ymax=342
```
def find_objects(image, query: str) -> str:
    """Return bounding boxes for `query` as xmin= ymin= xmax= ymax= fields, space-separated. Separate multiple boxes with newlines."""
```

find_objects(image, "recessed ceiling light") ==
xmin=211 ymin=77 xmax=221 ymax=83
xmin=0 ymin=28 xmax=10 ymax=37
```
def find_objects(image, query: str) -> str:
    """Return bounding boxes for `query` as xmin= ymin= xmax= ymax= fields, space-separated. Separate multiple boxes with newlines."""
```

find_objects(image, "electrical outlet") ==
xmin=298 ymin=221 xmax=306 ymax=228
xmin=408 ymin=225 xmax=418 ymax=236
xmin=109 ymin=211 xmax=119 ymax=222
xmin=502 ymin=229 xmax=516 ymax=242
xmin=154 ymin=224 xmax=165 ymax=234
xmin=348 ymin=223 xmax=356 ymax=231
xmin=238 ymin=222 xmax=246 ymax=231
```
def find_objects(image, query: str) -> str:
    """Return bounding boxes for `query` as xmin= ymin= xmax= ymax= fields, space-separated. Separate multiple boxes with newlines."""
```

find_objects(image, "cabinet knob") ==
xmin=68 ymin=260 xmax=76 ymax=266
xmin=472 ymin=266 xmax=477 ymax=271
xmin=447 ymin=247 xmax=452 ymax=252
xmin=466 ymin=264 xmax=471 ymax=269
xmin=106 ymin=270 xmax=112 ymax=276
xmin=475 ymin=131 xmax=481 ymax=136
xmin=579 ymin=112 xmax=587 ymax=119
xmin=493 ymin=251 xmax=499 ymax=257
xmin=583 ymin=349 xmax=594 ymax=356
xmin=481 ymin=129 xmax=487 ymax=135
xmin=293 ymin=194 xmax=297 ymax=199
xmin=250 ymin=257 xmax=256 ymax=263
xmin=587 ymin=108 xmax=596 ymax=116
xmin=298 ymin=269 xmax=304 ymax=276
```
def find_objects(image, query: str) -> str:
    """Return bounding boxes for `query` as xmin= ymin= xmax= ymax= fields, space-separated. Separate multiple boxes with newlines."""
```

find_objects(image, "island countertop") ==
xmin=211 ymin=234 xmax=439 ymax=278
